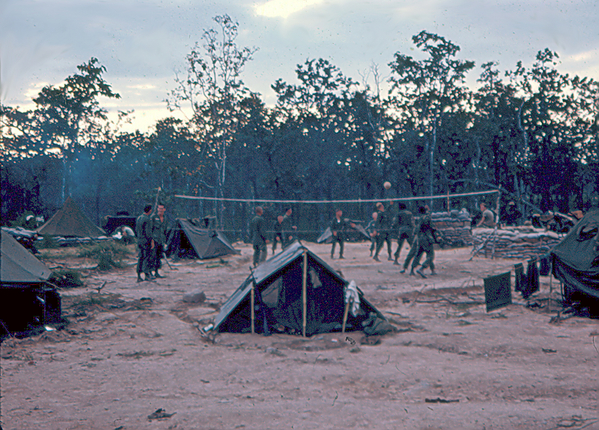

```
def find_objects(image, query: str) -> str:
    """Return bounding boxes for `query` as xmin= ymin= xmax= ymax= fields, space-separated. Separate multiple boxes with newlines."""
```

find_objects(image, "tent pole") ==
xmin=250 ymin=284 xmax=255 ymax=334
xmin=342 ymin=300 xmax=350 ymax=333
xmin=302 ymin=250 xmax=308 ymax=338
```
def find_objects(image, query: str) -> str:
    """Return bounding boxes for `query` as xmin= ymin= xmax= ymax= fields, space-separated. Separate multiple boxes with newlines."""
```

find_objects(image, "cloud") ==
xmin=255 ymin=0 xmax=325 ymax=19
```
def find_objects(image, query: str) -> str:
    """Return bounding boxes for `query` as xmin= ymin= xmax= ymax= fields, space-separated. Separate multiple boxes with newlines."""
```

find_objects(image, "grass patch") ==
xmin=78 ymin=241 xmax=131 ymax=270
xmin=62 ymin=292 xmax=123 ymax=312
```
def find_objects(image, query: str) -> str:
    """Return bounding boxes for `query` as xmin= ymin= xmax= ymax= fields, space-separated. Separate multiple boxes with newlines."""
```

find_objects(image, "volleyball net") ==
xmin=173 ymin=189 xmax=501 ymax=242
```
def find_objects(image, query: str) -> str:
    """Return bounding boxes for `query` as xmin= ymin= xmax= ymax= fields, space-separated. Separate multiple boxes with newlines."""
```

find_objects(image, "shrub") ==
xmin=48 ymin=269 xmax=85 ymax=288
xmin=78 ymin=241 xmax=131 ymax=271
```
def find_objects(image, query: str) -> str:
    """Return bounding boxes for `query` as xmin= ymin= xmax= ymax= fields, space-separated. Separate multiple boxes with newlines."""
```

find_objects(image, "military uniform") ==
xmin=250 ymin=214 xmax=268 ymax=266
xmin=330 ymin=217 xmax=349 ymax=258
xmin=365 ymin=218 xmax=377 ymax=256
xmin=394 ymin=209 xmax=415 ymax=263
xmin=374 ymin=210 xmax=392 ymax=261
xmin=272 ymin=219 xmax=283 ymax=254
xmin=281 ymin=214 xmax=295 ymax=248
xmin=411 ymin=212 xmax=436 ymax=275
xmin=135 ymin=212 xmax=153 ymax=279
xmin=150 ymin=213 xmax=168 ymax=275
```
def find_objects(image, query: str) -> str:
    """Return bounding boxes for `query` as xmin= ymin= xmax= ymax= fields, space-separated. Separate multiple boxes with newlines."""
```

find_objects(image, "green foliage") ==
xmin=78 ymin=241 xmax=131 ymax=271
xmin=48 ymin=269 xmax=85 ymax=288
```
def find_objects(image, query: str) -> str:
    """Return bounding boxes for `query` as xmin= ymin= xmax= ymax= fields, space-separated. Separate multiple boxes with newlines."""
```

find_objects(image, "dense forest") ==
xmin=2 ymin=16 xmax=598 ymax=240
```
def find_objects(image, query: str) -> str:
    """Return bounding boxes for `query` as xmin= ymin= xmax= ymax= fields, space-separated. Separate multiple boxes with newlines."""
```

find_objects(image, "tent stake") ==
xmin=250 ymin=284 xmax=255 ymax=334
xmin=341 ymin=300 xmax=350 ymax=333
xmin=302 ymin=250 xmax=308 ymax=337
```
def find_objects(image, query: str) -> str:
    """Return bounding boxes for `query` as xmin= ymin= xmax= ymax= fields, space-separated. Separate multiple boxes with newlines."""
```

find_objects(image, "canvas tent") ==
xmin=215 ymin=242 xmax=385 ymax=336
xmin=317 ymin=222 xmax=371 ymax=244
xmin=37 ymin=197 xmax=105 ymax=238
xmin=1 ymin=231 xmax=61 ymax=336
xmin=169 ymin=218 xmax=239 ymax=260
xmin=551 ymin=208 xmax=599 ymax=305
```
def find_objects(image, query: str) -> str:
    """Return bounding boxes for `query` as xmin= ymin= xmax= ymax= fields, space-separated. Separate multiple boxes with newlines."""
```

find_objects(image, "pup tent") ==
xmin=37 ymin=197 xmax=106 ymax=238
xmin=317 ymin=222 xmax=371 ymax=244
xmin=1 ymin=230 xmax=61 ymax=337
xmin=169 ymin=218 xmax=239 ymax=260
xmin=551 ymin=207 xmax=599 ymax=308
xmin=214 ymin=242 xmax=387 ymax=336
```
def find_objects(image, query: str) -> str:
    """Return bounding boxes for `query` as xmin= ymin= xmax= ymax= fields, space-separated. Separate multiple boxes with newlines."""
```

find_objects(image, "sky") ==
xmin=1 ymin=0 xmax=598 ymax=132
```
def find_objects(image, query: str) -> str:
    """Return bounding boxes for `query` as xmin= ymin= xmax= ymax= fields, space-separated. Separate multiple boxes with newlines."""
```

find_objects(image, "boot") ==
xmin=416 ymin=268 xmax=427 ymax=279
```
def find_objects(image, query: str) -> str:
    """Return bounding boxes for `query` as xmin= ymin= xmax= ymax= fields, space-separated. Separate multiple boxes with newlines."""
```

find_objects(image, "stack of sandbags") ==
xmin=472 ymin=226 xmax=562 ymax=259
xmin=431 ymin=209 xmax=473 ymax=248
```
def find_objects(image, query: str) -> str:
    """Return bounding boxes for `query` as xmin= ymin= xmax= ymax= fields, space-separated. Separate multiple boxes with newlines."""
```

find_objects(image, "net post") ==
xmin=302 ymin=250 xmax=308 ymax=337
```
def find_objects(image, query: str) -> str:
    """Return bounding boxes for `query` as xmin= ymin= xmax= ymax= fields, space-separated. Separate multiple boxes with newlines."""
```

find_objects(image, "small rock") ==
xmin=182 ymin=290 xmax=206 ymax=304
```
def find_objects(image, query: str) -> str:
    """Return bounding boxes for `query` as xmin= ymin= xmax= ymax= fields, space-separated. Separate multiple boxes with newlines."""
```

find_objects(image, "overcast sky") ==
xmin=1 ymin=0 xmax=598 ymax=132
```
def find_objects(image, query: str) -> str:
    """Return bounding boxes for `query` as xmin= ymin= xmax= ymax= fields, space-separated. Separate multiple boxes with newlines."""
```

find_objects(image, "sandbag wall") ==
xmin=431 ymin=210 xmax=474 ymax=248
xmin=472 ymin=227 xmax=562 ymax=259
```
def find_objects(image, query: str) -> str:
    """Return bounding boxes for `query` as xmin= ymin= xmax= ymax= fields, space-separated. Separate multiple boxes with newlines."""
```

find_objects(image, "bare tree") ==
xmin=167 ymin=15 xmax=257 ymax=227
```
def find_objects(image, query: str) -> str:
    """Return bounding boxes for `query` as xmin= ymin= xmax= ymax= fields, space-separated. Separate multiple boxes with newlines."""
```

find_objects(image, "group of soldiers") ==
xmin=136 ymin=203 xmax=169 ymax=282
xmin=363 ymin=202 xmax=437 ymax=278
xmin=250 ymin=207 xmax=297 ymax=267
xmin=248 ymin=202 xmax=438 ymax=278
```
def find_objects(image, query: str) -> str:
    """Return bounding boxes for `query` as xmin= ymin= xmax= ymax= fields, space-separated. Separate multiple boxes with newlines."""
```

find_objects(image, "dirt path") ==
xmin=2 ymin=242 xmax=599 ymax=429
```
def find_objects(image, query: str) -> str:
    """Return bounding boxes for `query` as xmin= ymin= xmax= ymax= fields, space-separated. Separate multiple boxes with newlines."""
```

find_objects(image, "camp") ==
xmin=168 ymin=218 xmax=239 ymax=260
xmin=37 ymin=197 xmax=106 ymax=238
xmin=215 ymin=242 xmax=386 ymax=336
xmin=551 ymin=207 xmax=599 ymax=309
xmin=0 ymin=231 xmax=61 ymax=336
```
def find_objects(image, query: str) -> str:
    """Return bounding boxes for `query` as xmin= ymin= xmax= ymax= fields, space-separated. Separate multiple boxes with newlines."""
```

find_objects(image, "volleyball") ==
xmin=383 ymin=181 xmax=391 ymax=190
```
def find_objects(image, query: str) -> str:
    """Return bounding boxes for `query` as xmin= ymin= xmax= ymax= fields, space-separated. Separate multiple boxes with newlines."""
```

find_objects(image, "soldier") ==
xmin=411 ymin=206 xmax=437 ymax=278
xmin=365 ymin=211 xmax=378 ymax=257
xmin=330 ymin=209 xmax=355 ymax=259
xmin=135 ymin=205 xmax=154 ymax=282
xmin=393 ymin=202 xmax=415 ymax=265
xmin=373 ymin=202 xmax=393 ymax=262
xmin=250 ymin=206 xmax=268 ymax=267
xmin=281 ymin=208 xmax=297 ymax=247
xmin=150 ymin=203 xmax=168 ymax=278
xmin=272 ymin=215 xmax=284 ymax=254
xmin=476 ymin=202 xmax=497 ymax=228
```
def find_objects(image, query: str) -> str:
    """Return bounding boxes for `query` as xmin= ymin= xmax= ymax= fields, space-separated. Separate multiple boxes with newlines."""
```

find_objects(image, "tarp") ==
xmin=215 ymin=242 xmax=384 ymax=336
xmin=551 ymin=208 xmax=599 ymax=302
xmin=37 ymin=197 xmax=106 ymax=238
xmin=170 ymin=218 xmax=239 ymax=260
xmin=1 ymin=230 xmax=51 ymax=284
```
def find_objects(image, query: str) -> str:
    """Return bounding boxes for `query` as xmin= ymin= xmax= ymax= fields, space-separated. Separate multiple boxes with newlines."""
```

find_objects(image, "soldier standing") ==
xmin=393 ymin=202 xmax=416 ymax=265
xmin=250 ymin=206 xmax=268 ymax=267
xmin=373 ymin=202 xmax=393 ymax=262
xmin=410 ymin=206 xmax=437 ymax=278
xmin=135 ymin=205 xmax=154 ymax=282
xmin=272 ymin=215 xmax=284 ymax=254
xmin=281 ymin=207 xmax=297 ymax=247
xmin=150 ymin=203 xmax=168 ymax=278
xmin=330 ymin=209 xmax=355 ymax=259
xmin=365 ymin=211 xmax=378 ymax=257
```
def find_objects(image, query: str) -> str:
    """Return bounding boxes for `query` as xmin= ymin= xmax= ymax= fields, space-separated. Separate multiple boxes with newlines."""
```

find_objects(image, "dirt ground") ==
xmin=2 ymin=241 xmax=599 ymax=430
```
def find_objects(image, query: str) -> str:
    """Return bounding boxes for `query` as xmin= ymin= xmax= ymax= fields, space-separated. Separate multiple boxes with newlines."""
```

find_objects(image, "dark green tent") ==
xmin=169 ymin=219 xmax=239 ymax=260
xmin=37 ymin=197 xmax=105 ymax=238
xmin=1 ymin=231 xmax=61 ymax=336
xmin=215 ymin=242 xmax=384 ymax=336
xmin=551 ymin=208 xmax=599 ymax=304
